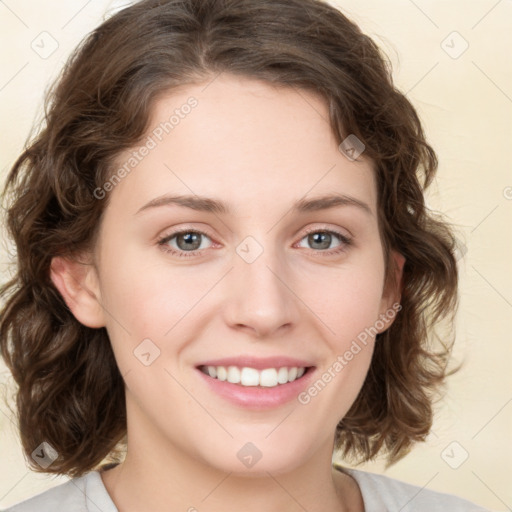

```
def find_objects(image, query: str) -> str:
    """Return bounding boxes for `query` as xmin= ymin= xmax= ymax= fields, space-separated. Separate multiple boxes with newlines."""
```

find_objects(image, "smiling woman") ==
xmin=0 ymin=0 xmax=490 ymax=511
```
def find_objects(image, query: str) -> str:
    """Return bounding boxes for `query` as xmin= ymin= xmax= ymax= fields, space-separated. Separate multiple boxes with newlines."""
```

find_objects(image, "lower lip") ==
xmin=195 ymin=367 xmax=316 ymax=409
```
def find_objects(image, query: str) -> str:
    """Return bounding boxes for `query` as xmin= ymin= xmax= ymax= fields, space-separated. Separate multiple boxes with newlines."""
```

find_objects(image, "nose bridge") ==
xmin=224 ymin=233 xmax=299 ymax=336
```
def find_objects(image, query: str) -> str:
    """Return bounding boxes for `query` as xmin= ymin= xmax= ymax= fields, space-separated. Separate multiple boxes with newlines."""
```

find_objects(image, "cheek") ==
xmin=99 ymin=247 xmax=202 ymax=333
xmin=297 ymin=268 xmax=382 ymax=417
xmin=305 ymin=258 xmax=386 ymax=344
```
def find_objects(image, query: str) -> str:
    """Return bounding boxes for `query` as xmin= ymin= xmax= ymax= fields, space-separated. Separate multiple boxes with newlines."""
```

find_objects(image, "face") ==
xmin=63 ymin=74 xmax=403 ymax=475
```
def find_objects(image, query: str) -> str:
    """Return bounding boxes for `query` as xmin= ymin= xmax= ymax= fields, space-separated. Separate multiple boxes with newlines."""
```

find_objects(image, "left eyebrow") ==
xmin=293 ymin=193 xmax=373 ymax=216
xmin=134 ymin=193 xmax=373 ymax=217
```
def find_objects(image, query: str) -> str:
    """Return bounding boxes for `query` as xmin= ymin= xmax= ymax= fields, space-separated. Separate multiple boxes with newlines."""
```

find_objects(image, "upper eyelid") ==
xmin=300 ymin=225 xmax=351 ymax=238
xmin=158 ymin=226 xmax=216 ymax=244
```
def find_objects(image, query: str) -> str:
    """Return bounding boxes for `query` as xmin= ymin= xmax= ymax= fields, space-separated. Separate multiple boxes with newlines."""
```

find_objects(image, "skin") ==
xmin=51 ymin=73 xmax=404 ymax=512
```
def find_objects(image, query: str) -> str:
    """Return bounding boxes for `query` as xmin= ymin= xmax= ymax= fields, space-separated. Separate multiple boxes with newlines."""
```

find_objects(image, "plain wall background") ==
xmin=0 ymin=0 xmax=510 ymax=510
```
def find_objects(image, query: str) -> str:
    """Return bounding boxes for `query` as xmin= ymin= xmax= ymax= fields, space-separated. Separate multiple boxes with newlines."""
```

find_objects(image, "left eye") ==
xmin=296 ymin=230 xmax=350 ymax=251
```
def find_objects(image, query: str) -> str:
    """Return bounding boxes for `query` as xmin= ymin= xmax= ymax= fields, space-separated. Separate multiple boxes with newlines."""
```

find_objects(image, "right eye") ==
xmin=157 ymin=229 xmax=214 ymax=258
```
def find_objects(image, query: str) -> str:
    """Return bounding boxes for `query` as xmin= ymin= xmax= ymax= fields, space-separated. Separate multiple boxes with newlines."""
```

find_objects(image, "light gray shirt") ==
xmin=2 ymin=466 xmax=491 ymax=511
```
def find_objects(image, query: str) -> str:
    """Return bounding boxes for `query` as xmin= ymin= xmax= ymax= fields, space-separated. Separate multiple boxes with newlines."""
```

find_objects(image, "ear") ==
xmin=50 ymin=255 xmax=106 ymax=328
xmin=376 ymin=249 xmax=405 ymax=334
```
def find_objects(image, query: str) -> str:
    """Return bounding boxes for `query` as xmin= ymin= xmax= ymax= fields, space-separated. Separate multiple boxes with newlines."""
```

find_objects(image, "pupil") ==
xmin=310 ymin=232 xmax=330 ymax=250
xmin=179 ymin=233 xmax=200 ymax=250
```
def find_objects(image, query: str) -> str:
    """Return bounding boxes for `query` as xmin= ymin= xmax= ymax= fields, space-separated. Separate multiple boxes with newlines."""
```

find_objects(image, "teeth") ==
xmin=241 ymin=367 xmax=260 ymax=386
xmin=277 ymin=367 xmax=289 ymax=384
xmin=202 ymin=365 xmax=308 ymax=387
xmin=217 ymin=366 xmax=227 ymax=381
xmin=260 ymin=368 xmax=277 ymax=387
xmin=227 ymin=366 xmax=241 ymax=384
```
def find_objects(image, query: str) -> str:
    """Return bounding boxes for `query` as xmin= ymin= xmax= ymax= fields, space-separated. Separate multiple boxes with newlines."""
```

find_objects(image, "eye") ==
xmin=157 ymin=229 xmax=213 ymax=258
xmin=295 ymin=228 xmax=352 ymax=255
xmin=157 ymin=226 xmax=353 ymax=259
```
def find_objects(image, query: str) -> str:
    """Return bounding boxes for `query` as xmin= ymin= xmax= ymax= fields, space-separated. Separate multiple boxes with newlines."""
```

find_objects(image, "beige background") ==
xmin=0 ymin=0 xmax=511 ymax=510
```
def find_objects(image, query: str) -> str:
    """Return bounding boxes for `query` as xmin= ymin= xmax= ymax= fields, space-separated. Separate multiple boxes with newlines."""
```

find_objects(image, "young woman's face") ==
xmin=87 ymin=74 xmax=402 ymax=474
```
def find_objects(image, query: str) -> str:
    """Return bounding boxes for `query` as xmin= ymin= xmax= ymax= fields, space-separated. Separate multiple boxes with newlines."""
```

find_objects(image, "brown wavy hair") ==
xmin=0 ymin=0 xmax=459 ymax=478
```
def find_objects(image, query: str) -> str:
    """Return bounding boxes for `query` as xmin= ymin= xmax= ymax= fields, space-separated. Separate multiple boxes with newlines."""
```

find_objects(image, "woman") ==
xmin=0 ymin=0 xmax=490 ymax=510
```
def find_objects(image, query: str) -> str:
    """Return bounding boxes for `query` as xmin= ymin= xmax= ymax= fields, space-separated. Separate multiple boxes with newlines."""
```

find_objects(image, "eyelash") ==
xmin=157 ymin=227 xmax=352 ymax=259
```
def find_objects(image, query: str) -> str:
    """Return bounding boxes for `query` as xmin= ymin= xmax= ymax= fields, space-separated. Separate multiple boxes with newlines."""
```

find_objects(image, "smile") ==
xmin=198 ymin=365 xmax=308 ymax=388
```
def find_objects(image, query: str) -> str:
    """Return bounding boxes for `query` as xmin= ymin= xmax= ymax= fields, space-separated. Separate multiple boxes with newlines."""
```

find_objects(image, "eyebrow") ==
xmin=135 ymin=193 xmax=373 ymax=217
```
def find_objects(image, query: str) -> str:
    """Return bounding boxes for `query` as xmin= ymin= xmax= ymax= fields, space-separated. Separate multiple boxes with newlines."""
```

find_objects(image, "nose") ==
xmin=222 ymin=241 xmax=301 ymax=339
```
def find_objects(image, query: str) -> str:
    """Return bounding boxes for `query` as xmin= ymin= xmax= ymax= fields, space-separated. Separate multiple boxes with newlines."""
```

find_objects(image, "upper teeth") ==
xmin=202 ymin=366 xmax=306 ymax=387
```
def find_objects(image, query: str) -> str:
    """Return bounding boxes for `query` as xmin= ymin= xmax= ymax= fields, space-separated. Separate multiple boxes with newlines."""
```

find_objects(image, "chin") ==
xmin=194 ymin=436 xmax=313 ymax=477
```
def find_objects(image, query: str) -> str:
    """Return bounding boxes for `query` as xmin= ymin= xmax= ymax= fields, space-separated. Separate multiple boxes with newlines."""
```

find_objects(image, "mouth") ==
xmin=197 ymin=364 xmax=312 ymax=388
xmin=194 ymin=359 xmax=316 ymax=409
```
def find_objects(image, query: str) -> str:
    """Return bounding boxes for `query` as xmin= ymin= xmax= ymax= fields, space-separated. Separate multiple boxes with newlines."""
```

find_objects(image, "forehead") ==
xmin=108 ymin=74 xmax=377 ymax=217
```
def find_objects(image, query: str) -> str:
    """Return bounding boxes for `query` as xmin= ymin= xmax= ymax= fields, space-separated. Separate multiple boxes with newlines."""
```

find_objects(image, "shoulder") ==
xmin=337 ymin=465 xmax=491 ymax=512
xmin=1 ymin=471 xmax=116 ymax=512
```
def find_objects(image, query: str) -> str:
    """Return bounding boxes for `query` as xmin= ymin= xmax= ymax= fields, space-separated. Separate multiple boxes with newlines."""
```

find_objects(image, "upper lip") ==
xmin=196 ymin=356 xmax=315 ymax=370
